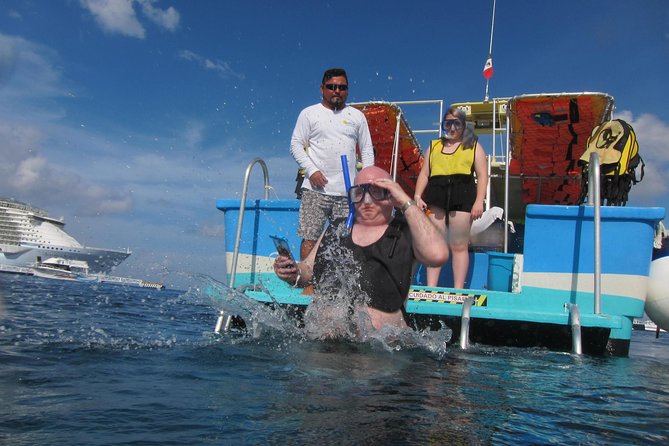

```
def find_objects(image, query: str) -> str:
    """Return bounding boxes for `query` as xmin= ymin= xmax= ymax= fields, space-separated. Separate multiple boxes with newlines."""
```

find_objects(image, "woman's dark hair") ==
xmin=322 ymin=68 xmax=348 ymax=84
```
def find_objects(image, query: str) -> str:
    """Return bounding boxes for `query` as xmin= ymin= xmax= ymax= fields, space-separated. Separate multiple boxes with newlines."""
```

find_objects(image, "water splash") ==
xmin=188 ymin=229 xmax=454 ymax=359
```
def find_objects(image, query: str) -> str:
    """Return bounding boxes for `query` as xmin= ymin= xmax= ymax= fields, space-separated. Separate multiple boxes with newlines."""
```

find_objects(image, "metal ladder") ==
xmin=214 ymin=158 xmax=271 ymax=333
xmin=568 ymin=151 xmax=603 ymax=354
xmin=563 ymin=151 xmax=603 ymax=354
xmin=459 ymin=152 xmax=603 ymax=354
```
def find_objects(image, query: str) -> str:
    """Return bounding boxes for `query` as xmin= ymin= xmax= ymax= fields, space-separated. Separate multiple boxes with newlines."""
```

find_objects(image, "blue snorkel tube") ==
xmin=341 ymin=154 xmax=354 ymax=229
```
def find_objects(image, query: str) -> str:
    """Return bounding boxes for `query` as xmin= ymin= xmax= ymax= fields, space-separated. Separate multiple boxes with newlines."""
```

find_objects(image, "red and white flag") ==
xmin=483 ymin=56 xmax=493 ymax=79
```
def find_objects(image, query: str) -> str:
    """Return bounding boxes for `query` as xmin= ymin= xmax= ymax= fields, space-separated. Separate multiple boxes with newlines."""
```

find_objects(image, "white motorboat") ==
xmin=31 ymin=257 xmax=97 ymax=282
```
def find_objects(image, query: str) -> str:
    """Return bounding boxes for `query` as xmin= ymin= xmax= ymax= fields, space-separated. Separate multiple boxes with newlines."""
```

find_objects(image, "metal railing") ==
xmin=228 ymin=158 xmax=271 ymax=289
xmin=215 ymin=158 xmax=270 ymax=333
xmin=586 ymin=152 xmax=602 ymax=314
xmin=567 ymin=151 xmax=602 ymax=354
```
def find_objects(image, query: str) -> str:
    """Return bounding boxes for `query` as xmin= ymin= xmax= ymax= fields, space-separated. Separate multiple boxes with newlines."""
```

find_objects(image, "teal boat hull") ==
xmin=216 ymin=198 xmax=664 ymax=356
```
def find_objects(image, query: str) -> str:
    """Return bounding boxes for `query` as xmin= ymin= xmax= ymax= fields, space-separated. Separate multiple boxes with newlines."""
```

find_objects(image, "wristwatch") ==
xmin=401 ymin=199 xmax=417 ymax=213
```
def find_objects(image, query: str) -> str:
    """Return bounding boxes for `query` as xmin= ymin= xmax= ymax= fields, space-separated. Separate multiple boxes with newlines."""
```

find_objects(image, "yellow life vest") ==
xmin=429 ymin=139 xmax=476 ymax=176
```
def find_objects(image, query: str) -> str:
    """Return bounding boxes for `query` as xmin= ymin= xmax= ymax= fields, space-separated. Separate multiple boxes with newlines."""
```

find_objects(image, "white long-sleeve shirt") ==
xmin=290 ymin=103 xmax=374 ymax=196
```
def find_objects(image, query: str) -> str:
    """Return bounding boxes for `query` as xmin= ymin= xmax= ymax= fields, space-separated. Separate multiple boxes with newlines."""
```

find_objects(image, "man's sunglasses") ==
xmin=324 ymin=84 xmax=348 ymax=91
xmin=442 ymin=119 xmax=464 ymax=130
xmin=348 ymin=184 xmax=390 ymax=203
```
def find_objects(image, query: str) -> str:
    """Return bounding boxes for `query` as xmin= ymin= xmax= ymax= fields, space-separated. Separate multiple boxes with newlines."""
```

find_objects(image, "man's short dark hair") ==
xmin=322 ymin=68 xmax=348 ymax=85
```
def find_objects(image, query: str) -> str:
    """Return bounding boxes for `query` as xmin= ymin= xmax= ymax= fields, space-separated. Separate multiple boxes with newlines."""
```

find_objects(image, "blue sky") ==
xmin=1 ymin=0 xmax=667 ymax=286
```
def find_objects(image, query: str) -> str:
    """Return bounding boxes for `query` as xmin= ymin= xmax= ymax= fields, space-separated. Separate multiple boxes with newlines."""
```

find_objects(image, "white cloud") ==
xmin=80 ymin=0 xmax=180 ymax=39
xmin=8 ymin=10 xmax=23 ymax=20
xmin=80 ymin=0 xmax=146 ymax=39
xmin=617 ymin=111 xmax=669 ymax=163
xmin=616 ymin=110 xmax=669 ymax=206
xmin=184 ymin=120 xmax=205 ymax=148
xmin=139 ymin=0 xmax=180 ymax=31
xmin=178 ymin=49 xmax=245 ymax=80
xmin=0 ymin=34 xmax=134 ymax=217
xmin=0 ymin=34 xmax=66 ymax=99
xmin=0 ymin=122 xmax=134 ymax=215
xmin=12 ymin=156 xmax=47 ymax=189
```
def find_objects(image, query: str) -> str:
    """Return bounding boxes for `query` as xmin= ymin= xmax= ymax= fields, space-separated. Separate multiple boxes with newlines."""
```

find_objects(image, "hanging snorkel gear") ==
xmin=341 ymin=155 xmax=354 ymax=229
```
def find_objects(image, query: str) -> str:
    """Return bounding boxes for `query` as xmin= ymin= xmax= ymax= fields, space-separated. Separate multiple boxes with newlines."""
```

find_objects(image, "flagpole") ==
xmin=484 ymin=0 xmax=496 ymax=101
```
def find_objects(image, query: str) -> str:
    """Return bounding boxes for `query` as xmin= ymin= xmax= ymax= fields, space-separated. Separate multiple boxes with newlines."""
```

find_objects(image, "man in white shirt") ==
xmin=290 ymin=68 xmax=375 ymax=260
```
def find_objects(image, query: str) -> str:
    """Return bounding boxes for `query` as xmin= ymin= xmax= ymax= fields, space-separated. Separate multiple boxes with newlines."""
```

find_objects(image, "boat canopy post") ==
xmin=485 ymin=155 xmax=492 ymax=212
xmin=483 ymin=0 xmax=496 ymax=102
xmin=503 ymin=114 xmax=510 ymax=253
xmin=587 ymin=152 xmax=602 ymax=314
xmin=390 ymin=109 xmax=402 ymax=182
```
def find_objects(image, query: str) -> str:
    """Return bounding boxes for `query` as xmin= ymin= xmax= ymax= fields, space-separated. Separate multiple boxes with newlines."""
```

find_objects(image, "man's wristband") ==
xmin=401 ymin=199 xmax=417 ymax=213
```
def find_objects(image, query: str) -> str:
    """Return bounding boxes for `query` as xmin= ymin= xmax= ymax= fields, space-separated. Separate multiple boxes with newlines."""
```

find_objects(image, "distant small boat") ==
xmin=32 ymin=257 xmax=96 ymax=282
xmin=633 ymin=318 xmax=666 ymax=333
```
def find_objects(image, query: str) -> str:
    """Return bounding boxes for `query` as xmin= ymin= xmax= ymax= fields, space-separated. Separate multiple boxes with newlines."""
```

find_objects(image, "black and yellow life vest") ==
xmin=578 ymin=119 xmax=644 ymax=206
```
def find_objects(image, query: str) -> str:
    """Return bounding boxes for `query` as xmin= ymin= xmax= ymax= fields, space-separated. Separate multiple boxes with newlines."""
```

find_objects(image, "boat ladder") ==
xmin=567 ymin=151 xmax=603 ymax=354
xmin=215 ymin=158 xmax=271 ymax=333
xmin=587 ymin=151 xmax=603 ymax=316
xmin=460 ymin=152 xmax=603 ymax=354
xmin=459 ymin=296 xmax=476 ymax=350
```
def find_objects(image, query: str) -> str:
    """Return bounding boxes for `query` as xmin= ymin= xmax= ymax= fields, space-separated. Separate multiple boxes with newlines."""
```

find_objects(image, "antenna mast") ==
xmin=483 ymin=0 xmax=496 ymax=101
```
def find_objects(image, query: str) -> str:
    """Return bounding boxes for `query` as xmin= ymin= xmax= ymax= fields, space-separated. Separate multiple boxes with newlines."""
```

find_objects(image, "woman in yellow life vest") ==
xmin=414 ymin=106 xmax=488 ymax=288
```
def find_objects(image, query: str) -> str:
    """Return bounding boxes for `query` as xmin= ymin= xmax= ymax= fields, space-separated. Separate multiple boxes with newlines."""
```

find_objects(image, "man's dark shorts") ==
xmin=298 ymin=189 xmax=349 ymax=240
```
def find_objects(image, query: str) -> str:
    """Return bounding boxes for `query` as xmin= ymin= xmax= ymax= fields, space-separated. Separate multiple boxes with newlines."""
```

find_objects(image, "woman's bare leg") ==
xmin=425 ymin=207 xmax=448 ymax=287
xmin=448 ymin=211 xmax=472 ymax=289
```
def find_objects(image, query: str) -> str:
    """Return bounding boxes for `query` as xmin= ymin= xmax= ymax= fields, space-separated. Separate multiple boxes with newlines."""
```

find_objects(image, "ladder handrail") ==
xmin=228 ymin=158 xmax=270 ymax=289
xmin=587 ymin=152 xmax=602 ymax=314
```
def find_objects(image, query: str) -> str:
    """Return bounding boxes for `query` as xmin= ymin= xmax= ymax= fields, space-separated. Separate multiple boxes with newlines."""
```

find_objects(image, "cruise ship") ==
xmin=0 ymin=197 xmax=130 ymax=274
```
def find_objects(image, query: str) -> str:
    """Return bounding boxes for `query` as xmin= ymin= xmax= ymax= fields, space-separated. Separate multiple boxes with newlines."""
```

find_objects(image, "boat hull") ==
xmin=216 ymin=198 xmax=664 ymax=356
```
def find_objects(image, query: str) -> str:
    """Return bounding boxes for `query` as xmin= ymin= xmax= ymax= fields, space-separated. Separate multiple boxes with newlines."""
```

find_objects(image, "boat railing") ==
xmin=587 ymin=151 xmax=602 ymax=314
xmin=385 ymin=99 xmax=444 ymax=137
xmin=228 ymin=158 xmax=271 ymax=290
xmin=566 ymin=150 xmax=601 ymax=351
xmin=349 ymin=99 xmax=444 ymax=141
xmin=215 ymin=158 xmax=270 ymax=333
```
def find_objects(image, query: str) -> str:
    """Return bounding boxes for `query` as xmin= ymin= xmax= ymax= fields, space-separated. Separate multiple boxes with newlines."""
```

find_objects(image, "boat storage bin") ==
xmin=487 ymin=252 xmax=515 ymax=292
xmin=216 ymin=199 xmax=300 ymax=291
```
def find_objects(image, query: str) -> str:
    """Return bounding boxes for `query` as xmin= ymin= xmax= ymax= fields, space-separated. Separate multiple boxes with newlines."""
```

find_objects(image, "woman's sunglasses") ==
xmin=348 ymin=184 xmax=390 ymax=203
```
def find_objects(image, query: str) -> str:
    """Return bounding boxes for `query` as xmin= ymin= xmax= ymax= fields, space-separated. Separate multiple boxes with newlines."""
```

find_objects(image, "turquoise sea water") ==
xmin=1 ymin=273 xmax=668 ymax=445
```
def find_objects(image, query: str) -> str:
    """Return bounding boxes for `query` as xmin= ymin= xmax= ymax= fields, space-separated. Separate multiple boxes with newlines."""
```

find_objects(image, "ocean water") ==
xmin=1 ymin=273 xmax=668 ymax=445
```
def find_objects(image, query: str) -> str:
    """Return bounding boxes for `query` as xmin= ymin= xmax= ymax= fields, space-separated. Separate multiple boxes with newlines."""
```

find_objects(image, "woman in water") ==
xmin=414 ymin=106 xmax=488 ymax=288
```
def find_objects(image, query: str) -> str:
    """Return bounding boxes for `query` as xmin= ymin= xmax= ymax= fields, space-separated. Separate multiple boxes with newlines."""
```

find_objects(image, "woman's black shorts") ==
xmin=424 ymin=175 xmax=476 ymax=213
